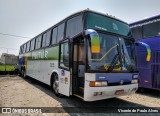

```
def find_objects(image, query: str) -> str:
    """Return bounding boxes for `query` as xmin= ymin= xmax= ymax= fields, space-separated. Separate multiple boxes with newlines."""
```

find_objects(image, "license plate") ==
xmin=115 ymin=90 xmax=124 ymax=95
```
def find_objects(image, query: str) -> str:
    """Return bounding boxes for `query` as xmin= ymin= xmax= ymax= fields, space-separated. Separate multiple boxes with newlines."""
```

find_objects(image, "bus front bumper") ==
xmin=84 ymin=83 xmax=138 ymax=101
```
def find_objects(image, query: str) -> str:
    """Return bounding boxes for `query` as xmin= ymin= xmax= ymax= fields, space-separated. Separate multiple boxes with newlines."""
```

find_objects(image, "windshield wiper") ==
xmin=121 ymin=45 xmax=125 ymax=63
xmin=107 ymin=45 xmax=121 ymax=72
xmin=121 ymin=44 xmax=134 ymax=72
xmin=107 ymin=54 xmax=119 ymax=72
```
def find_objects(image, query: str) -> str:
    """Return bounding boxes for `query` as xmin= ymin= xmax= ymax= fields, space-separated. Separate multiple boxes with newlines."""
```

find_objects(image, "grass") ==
xmin=0 ymin=65 xmax=15 ymax=71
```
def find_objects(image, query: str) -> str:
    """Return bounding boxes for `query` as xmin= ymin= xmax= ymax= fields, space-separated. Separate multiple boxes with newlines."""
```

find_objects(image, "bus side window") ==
xmin=23 ymin=44 xmax=26 ymax=53
xmin=57 ymin=23 xmax=65 ymax=43
xmin=26 ymin=41 xmax=30 ymax=52
xmin=42 ymin=33 xmax=47 ymax=47
xmin=35 ymin=35 xmax=42 ymax=49
xmin=42 ymin=30 xmax=51 ymax=47
xmin=66 ymin=15 xmax=83 ymax=38
xmin=20 ymin=46 xmax=23 ymax=54
xmin=30 ymin=39 xmax=35 ymax=51
xmin=60 ymin=42 xmax=69 ymax=69
xmin=51 ymin=27 xmax=58 ymax=45
xmin=143 ymin=21 xmax=160 ymax=38
xmin=46 ymin=30 xmax=51 ymax=46
xmin=131 ymin=26 xmax=142 ymax=40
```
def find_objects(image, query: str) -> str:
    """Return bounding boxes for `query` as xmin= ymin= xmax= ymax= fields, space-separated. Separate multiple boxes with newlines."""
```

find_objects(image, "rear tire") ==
xmin=21 ymin=68 xmax=26 ymax=78
xmin=51 ymin=73 xmax=62 ymax=97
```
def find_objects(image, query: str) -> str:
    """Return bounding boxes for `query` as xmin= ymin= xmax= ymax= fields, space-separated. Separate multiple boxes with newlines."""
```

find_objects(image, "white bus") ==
xmin=19 ymin=10 xmax=139 ymax=101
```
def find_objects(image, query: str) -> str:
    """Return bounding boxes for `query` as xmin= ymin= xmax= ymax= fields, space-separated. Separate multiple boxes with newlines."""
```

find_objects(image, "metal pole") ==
xmin=4 ymin=55 xmax=6 ymax=75
xmin=4 ymin=49 xmax=8 ymax=75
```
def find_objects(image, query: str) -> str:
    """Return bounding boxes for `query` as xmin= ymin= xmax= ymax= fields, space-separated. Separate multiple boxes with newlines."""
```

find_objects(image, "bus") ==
xmin=130 ymin=14 xmax=160 ymax=90
xmin=19 ymin=9 xmax=141 ymax=101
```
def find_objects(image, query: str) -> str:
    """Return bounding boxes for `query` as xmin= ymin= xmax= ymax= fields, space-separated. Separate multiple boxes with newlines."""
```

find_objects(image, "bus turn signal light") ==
xmin=89 ymin=81 xmax=95 ymax=87
xmin=89 ymin=81 xmax=108 ymax=87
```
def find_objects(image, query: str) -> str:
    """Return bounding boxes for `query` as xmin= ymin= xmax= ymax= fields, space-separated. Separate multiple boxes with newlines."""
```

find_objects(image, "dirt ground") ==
xmin=0 ymin=76 xmax=160 ymax=116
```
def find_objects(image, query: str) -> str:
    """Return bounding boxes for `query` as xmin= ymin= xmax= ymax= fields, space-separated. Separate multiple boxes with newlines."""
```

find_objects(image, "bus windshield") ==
xmin=87 ymin=33 xmax=135 ymax=72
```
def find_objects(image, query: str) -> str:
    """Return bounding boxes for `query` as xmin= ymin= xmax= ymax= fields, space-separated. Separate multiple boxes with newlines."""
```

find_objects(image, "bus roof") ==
xmin=21 ymin=9 xmax=128 ymax=46
xmin=130 ymin=14 xmax=160 ymax=25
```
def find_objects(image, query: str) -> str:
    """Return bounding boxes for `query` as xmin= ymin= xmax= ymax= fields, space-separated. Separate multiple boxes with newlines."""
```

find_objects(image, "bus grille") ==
xmin=108 ymin=82 xmax=131 ymax=86
xmin=151 ymin=64 xmax=160 ymax=89
xmin=152 ymin=51 xmax=160 ymax=63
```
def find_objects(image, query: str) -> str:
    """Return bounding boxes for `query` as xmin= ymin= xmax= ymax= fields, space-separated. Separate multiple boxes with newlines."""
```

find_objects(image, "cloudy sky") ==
xmin=0 ymin=0 xmax=160 ymax=55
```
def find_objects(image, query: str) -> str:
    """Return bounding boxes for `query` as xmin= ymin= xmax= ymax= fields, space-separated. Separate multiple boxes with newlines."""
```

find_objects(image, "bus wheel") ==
xmin=52 ymin=73 xmax=61 ymax=97
xmin=21 ymin=69 xmax=26 ymax=78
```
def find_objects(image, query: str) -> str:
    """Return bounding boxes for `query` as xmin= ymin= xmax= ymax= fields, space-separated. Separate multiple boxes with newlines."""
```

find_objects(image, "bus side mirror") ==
xmin=84 ymin=29 xmax=100 ymax=54
xmin=135 ymin=42 xmax=151 ymax=62
xmin=90 ymin=33 xmax=100 ymax=53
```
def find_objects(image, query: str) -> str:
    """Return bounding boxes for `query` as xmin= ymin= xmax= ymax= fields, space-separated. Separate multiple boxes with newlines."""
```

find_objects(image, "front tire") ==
xmin=52 ymin=73 xmax=61 ymax=97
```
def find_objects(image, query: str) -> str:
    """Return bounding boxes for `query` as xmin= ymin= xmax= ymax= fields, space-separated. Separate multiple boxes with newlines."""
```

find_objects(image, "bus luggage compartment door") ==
xmin=59 ymin=69 xmax=71 ymax=96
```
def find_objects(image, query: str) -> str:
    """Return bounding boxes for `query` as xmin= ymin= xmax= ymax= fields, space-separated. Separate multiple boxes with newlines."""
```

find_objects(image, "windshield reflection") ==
xmin=87 ymin=33 xmax=135 ymax=72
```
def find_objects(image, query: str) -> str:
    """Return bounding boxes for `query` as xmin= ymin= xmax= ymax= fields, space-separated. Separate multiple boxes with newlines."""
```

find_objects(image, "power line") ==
xmin=0 ymin=32 xmax=30 ymax=39
xmin=0 ymin=47 xmax=19 ymax=50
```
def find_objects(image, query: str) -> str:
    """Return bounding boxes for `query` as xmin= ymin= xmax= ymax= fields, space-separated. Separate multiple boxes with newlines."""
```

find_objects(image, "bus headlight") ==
xmin=90 ymin=81 xmax=108 ymax=87
xmin=131 ymin=79 xmax=138 ymax=84
xmin=133 ymin=74 xmax=139 ymax=79
xmin=132 ymin=74 xmax=138 ymax=84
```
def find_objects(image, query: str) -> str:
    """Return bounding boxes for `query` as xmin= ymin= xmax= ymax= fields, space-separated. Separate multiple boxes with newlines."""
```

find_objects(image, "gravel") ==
xmin=0 ymin=76 xmax=159 ymax=116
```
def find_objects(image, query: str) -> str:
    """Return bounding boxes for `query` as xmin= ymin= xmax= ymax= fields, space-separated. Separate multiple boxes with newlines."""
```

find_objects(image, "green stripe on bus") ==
xmin=25 ymin=46 xmax=59 ymax=60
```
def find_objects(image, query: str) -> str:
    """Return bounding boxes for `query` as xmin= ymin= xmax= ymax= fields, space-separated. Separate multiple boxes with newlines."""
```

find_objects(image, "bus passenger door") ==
xmin=72 ymin=38 xmax=85 ymax=99
xmin=58 ymin=40 xmax=71 ymax=96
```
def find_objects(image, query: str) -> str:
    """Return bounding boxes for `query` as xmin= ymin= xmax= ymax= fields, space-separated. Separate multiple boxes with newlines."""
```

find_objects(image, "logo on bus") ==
xmin=61 ymin=69 xmax=65 ymax=76
xmin=32 ymin=51 xmax=48 ymax=59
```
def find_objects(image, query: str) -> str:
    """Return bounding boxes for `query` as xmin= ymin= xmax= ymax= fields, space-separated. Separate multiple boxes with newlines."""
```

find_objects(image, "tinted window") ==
xmin=130 ymin=26 xmax=143 ymax=40
xmin=26 ymin=42 xmax=30 ymax=52
xmin=19 ymin=46 xmax=23 ymax=54
xmin=30 ymin=39 xmax=35 ymax=51
xmin=21 ymin=46 xmax=23 ymax=54
xmin=143 ymin=21 xmax=160 ymax=38
xmin=66 ymin=15 xmax=83 ymax=38
xmin=57 ymin=23 xmax=65 ymax=43
xmin=51 ymin=27 xmax=57 ymax=45
xmin=60 ymin=42 xmax=69 ymax=69
xmin=42 ymin=33 xmax=47 ymax=47
xmin=23 ymin=44 xmax=26 ymax=53
xmin=35 ymin=35 xmax=42 ymax=49
xmin=86 ymin=12 xmax=130 ymax=36
xmin=46 ymin=30 xmax=51 ymax=46
xmin=42 ymin=30 xmax=51 ymax=47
